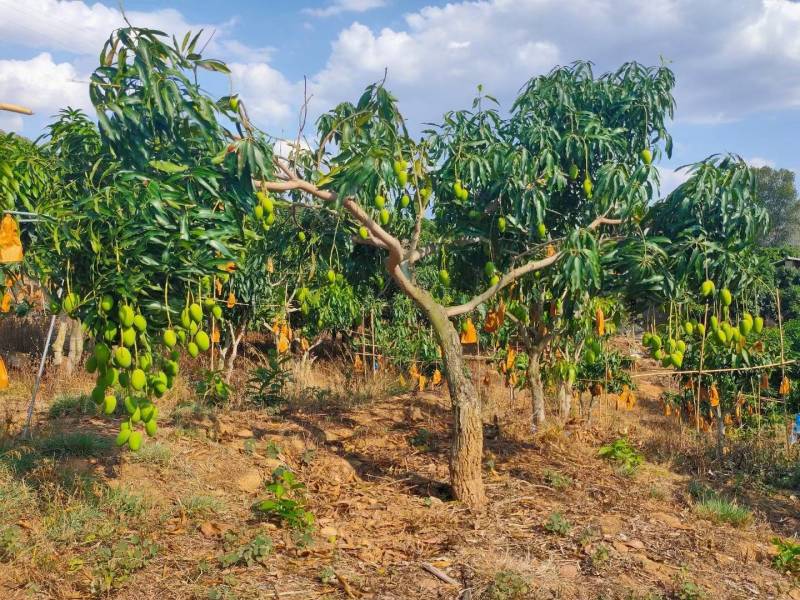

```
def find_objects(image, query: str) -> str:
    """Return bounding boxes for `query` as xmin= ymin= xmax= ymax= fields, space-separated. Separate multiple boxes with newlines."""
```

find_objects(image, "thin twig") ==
xmin=421 ymin=563 xmax=460 ymax=586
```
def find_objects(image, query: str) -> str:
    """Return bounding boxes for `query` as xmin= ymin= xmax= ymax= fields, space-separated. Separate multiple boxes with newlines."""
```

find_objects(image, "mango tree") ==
xmin=259 ymin=63 xmax=676 ymax=508
xmin=643 ymin=156 xmax=780 ymax=448
xmin=19 ymin=27 xmax=273 ymax=447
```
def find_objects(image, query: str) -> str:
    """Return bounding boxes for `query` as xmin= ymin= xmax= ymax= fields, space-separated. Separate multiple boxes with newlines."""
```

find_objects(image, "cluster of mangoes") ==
xmin=77 ymin=290 xmax=223 ymax=451
xmin=254 ymin=191 xmax=276 ymax=229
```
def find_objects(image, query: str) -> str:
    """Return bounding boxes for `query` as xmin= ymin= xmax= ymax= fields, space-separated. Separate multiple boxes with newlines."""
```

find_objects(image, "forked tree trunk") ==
xmin=425 ymin=302 xmax=486 ymax=509
xmin=527 ymin=352 xmax=546 ymax=429
xmin=224 ymin=322 xmax=248 ymax=383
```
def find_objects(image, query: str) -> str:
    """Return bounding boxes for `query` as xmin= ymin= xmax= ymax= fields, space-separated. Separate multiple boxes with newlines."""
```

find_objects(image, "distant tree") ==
xmin=754 ymin=166 xmax=800 ymax=246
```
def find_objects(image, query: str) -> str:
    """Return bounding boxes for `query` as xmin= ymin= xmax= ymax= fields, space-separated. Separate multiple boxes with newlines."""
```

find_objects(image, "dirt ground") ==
xmin=0 ymin=352 xmax=799 ymax=599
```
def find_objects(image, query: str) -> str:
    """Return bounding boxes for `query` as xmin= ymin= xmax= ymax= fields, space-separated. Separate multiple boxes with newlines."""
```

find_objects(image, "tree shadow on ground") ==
xmin=0 ymin=397 xmax=126 ymax=493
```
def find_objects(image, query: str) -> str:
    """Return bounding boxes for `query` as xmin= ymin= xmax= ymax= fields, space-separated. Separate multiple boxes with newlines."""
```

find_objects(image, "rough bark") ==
xmin=527 ymin=352 xmax=546 ymax=429
xmin=52 ymin=319 xmax=68 ymax=366
xmin=65 ymin=319 xmax=83 ymax=376
xmin=558 ymin=381 xmax=573 ymax=420
xmin=423 ymin=300 xmax=486 ymax=509
xmin=225 ymin=322 xmax=248 ymax=383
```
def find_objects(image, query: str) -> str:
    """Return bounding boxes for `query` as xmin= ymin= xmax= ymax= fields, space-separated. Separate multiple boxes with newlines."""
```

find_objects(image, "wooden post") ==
xmin=696 ymin=305 xmax=709 ymax=433
xmin=23 ymin=314 xmax=57 ymax=437
xmin=776 ymin=288 xmax=789 ymax=451
xmin=370 ymin=308 xmax=376 ymax=379
xmin=360 ymin=311 xmax=367 ymax=378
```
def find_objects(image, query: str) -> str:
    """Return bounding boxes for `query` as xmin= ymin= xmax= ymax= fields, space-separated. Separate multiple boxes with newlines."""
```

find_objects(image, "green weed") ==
xmin=598 ymin=438 xmax=643 ymax=476
xmin=90 ymin=535 xmax=158 ymax=594
xmin=252 ymin=468 xmax=314 ymax=540
xmin=129 ymin=442 xmax=172 ymax=466
xmin=48 ymin=394 xmax=95 ymax=419
xmin=38 ymin=431 xmax=111 ymax=458
xmin=219 ymin=531 xmax=272 ymax=568
xmin=543 ymin=511 xmax=571 ymax=536
xmin=543 ymin=469 xmax=572 ymax=490
xmin=771 ymin=537 xmax=800 ymax=575
xmin=486 ymin=570 xmax=531 ymax=600
xmin=182 ymin=494 xmax=226 ymax=518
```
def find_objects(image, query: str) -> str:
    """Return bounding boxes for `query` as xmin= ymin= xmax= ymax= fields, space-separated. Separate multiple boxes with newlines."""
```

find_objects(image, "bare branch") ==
xmin=0 ymin=103 xmax=33 ymax=115
xmin=446 ymin=252 xmax=563 ymax=318
xmin=257 ymin=178 xmax=403 ymax=260
xmin=352 ymin=234 xmax=389 ymax=251
xmin=588 ymin=216 xmax=623 ymax=229
xmin=445 ymin=215 xmax=622 ymax=318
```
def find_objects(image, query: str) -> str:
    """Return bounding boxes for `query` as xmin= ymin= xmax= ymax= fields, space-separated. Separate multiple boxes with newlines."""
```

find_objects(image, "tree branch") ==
xmin=446 ymin=252 xmax=564 ymax=318
xmin=445 ymin=216 xmax=622 ymax=318
xmin=258 ymin=178 xmax=403 ymax=260
xmin=0 ymin=103 xmax=33 ymax=115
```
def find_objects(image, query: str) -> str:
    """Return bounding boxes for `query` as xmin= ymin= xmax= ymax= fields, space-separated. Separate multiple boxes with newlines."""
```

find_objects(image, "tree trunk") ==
xmin=558 ymin=381 xmax=572 ymax=420
xmin=65 ymin=319 xmax=83 ymax=376
xmin=52 ymin=319 xmax=68 ymax=366
xmin=225 ymin=322 xmax=247 ymax=383
xmin=527 ymin=352 xmax=545 ymax=430
xmin=426 ymin=303 xmax=486 ymax=509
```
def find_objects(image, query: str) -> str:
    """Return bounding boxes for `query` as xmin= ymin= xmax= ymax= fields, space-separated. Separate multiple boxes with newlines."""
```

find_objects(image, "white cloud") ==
xmin=304 ymin=0 xmax=387 ymax=18
xmin=289 ymin=0 xmax=800 ymax=132
xmin=0 ymin=53 xmax=90 ymax=118
xmin=4 ymin=0 xmax=800 ymax=142
xmin=0 ymin=112 xmax=23 ymax=133
xmin=657 ymin=166 xmax=691 ymax=196
xmin=747 ymin=157 xmax=776 ymax=168
xmin=228 ymin=62 xmax=305 ymax=135
xmin=0 ymin=0 xmax=224 ymax=56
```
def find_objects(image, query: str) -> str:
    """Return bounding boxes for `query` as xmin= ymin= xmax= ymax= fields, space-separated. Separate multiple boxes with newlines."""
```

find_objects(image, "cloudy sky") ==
xmin=1 ymin=0 xmax=799 ymax=192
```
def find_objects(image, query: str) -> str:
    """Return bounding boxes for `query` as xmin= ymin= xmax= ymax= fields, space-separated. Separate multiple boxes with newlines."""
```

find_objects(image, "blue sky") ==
xmin=2 ymin=0 xmax=799 ymax=193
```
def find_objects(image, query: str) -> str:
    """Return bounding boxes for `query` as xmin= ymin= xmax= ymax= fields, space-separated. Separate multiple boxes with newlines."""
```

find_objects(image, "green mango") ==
xmin=720 ymin=288 xmax=732 ymax=307
xmin=123 ymin=396 xmax=138 ymax=415
xmin=189 ymin=303 xmax=203 ymax=323
xmin=121 ymin=328 xmax=136 ymax=347
xmin=128 ymin=431 xmax=142 ymax=451
xmin=62 ymin=293 xmax=80 ymax=315
xmin=195 ymin=331 xmax=210 ymax=352
xmin=163 ymin=329 xmax=177 ymax=348
xmin=133 ymin=314 xmax=147 ymax=332
xmin=114 ymin=347 xmax=132 ymax=369
xmin=118 ymin=305 xmax=135 ymax=328
xmin=116 ymin=427 xmax=131 ymax=447
xmin=91 ymin=386 xmax=105 ymax=405
xmin=94 ymin=343 xmax=111 ymax=365
xmin=130 ymin=369 xmax=147 ymax=391
xmin=753 ymin=316 xmax=764 ymax=334
xmin=103 ymin=395 xmax=117 ymax=415
xmin=100 ymin=295 xmax=114 ymax=313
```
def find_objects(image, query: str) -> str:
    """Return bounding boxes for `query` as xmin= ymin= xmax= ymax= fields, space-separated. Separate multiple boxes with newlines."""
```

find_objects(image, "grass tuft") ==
xmin=181 ymin=494 xmax=226 ymax=518
xmin=48 ymin=394 xmax=96 ymax=419
xmin=688 ymin=481 xmax=752 ymax=527
xmin=38 ymin=431 xmax=111 ymax=458
xmin=129 ymin=442 xmax=172 ymax=466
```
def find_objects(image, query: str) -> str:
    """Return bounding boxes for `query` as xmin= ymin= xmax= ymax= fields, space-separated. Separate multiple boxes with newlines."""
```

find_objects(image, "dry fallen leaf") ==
xmin=199 ymin=521 xmax=224 ymax=538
